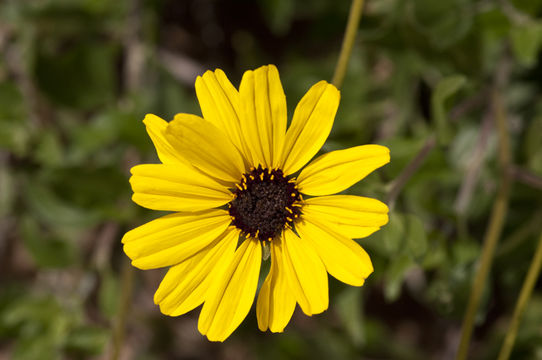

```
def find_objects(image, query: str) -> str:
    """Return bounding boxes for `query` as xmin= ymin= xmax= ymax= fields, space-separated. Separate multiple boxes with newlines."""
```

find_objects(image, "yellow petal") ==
xmin=303 ymin=195 xmax=389 ymax=239
xmin=143 ymin=114 xmax=188 ymax=165
xmin=281 ymin=81 xmax=340 ymax=175
xmin=130 ymin=164 xmax=232 ymax=212
xmin=154 ymin=227 xmax=239 ymax=316
xmin=166 ymin=113 xmax=246 ymax=183
xmin=297 ymin=144 xmax=390 ymax=196
xmin=239 ymin=65 xmax=287 ymax=168
xmin=194 ymin=69 xmax=248 ymax=156
xmin=256 ymin=240 xmax=296 ymax=332
xmin=122 ymin=209 xmax=231 ymax=270
xmin=256 ymin=265 xmax=272 ymax=331
xmin=198 ymin=238 xmax=262 ymax=342
xmin=297 ymin=217 xmax=374 ymax=286
xmin=282 ymin=229 xmax=328 ymax=316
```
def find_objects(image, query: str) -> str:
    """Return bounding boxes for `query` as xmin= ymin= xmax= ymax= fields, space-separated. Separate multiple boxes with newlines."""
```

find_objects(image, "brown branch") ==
xmin=91 ymin=222 xmax=120 ymax=270
xmin=4 ymin=33 xmax=50 ymax=127
xmin=159 ymin=50 xmax=205 ymax=86
xmin=449 ymin=87 xmax=490 ymax=123
xmin=385 ymin=135 xmax=437 ymax=209
xmin=508 ymin=165 xmax=542 ymax=190
xmin=123 ymin=0 xmax=145 ymax=93
xmin=385 ymin=86 xmax=491 ymax=209
xmin=454 ymin=108 xmax=494 ymax=215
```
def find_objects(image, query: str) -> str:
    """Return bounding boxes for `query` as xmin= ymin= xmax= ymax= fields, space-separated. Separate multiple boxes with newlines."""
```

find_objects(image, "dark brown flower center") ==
xmin=229 ymin=165 xmax=302 ymax=241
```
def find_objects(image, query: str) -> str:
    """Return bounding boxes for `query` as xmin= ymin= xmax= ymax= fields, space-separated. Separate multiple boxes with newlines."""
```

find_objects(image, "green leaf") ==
xmin=65 ymin=326 xmax=110 ymax=356
xmin=477 ymin=8 xmax=511 ymax=41
xmin=99 ymin=270 xmax=120 ymax=318
xmin=0 ymin=81 xmax=26 ymax=120
xmin=510 ymin=22 xmax=542 ymax=67
xmin=25 ymin=182 xmax=100 ymax=228
xmin=1 ymin=296 xmax=59 ymax=330
xmin=33 ymin=130 xmax=64 ymax=167
xmin=20 ymin=217 xmax=78 ymax=268
xmin=382 ymin=212 xmax=405 ymax=254
xmin=409 ymin=0 xmax=473 ymax=49
xmin=0 ymin=121 xmax=31 ymax=156
xmin=431 ymin=75 xmax=466 ymax=145
xmin=67 ymin=111 xmax=123 ymax=163
xmin=422 ymin=235 xmax=448 ymax=270
xmin=336 ymin=288 xmax=365 ymax=346
xmin=35 ymin=41 xmax=119 ymax=109
xmin=0 ymin=82 xmax=31 ymax=155
xmin=511 ymin=0 xmax=542 ymax=17
xmin=12 ymin=336 xmax=60 ymax=360
xmin=0 ymin=294 xmax=102 ymax=359
xmin=42 ymin=166 xmax=130 ymax=222
xmin=452 ymin=239 xmax=481 ymax=265
xmin=384 ymin=253 xmax=414 ymax=302
xmin=364 ymin=212 xmax=408 ymax=257
xmin=405 ymin=214 xmax=428 ymax=259
xmin=260 ymin=0 xmax=296 ymax=35
xmin=0 ymin=163 xmax=15 ymax=217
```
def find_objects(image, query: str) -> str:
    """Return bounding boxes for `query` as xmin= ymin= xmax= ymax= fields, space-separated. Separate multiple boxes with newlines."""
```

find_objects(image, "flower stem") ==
xmin=332 ymin=0 xmax=365 ymax=89
xmin=497 ymin=231 xmax=542 ymax=360
xmin=456 ymin=87 xmax=511 ymax=360
xmin=112 ymin=259 xmax=135 ymax=360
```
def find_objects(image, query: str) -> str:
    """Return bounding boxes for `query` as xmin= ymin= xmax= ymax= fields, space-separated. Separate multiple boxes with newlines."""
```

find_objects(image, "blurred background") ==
xmin=1 ymin=0 xmax=542 ymax=359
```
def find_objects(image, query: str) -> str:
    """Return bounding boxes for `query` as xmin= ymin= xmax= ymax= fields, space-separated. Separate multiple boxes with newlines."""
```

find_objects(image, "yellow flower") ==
xmin=122 ymin=65 xmax=390 ymax=341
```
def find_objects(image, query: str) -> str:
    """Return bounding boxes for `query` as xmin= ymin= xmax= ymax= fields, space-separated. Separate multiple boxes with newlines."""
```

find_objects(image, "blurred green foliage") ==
xmin=1 ymin=0 xmax=542 ymax=359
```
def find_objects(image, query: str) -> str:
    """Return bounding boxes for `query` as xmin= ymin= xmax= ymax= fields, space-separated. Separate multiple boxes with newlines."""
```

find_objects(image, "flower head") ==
xmin=122 ymin=65 xmax=390 ymax=341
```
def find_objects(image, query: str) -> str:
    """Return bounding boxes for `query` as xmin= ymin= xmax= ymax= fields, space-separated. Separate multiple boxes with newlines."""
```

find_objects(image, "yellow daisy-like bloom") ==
xmin=122 ymin=65 xmax=390 ymax=341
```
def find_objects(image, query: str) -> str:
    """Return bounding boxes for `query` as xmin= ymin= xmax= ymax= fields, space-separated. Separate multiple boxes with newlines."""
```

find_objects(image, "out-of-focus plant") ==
xmin=1 ymin=0 xmax=542 ymax=358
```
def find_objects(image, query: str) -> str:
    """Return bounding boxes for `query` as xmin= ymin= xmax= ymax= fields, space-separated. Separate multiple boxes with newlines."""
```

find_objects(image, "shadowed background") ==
xmin=1 ymin=0 xmax=542 ymax=359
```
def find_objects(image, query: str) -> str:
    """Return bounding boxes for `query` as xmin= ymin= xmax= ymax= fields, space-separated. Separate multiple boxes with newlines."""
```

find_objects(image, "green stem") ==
xmin=111 ymin=259 xmax=135 ymax=360
xmin=456 ymin=89 xmax=511 ymax=360
xmin=498 ymin=231 xmax=542 ymax=360
xmin=332 ymin=0 xmax=365 ymax=89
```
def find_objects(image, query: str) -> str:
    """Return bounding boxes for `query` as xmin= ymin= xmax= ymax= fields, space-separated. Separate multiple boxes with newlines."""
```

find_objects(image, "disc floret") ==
xmin=229 ymin=165 xmax=302 ymax=241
